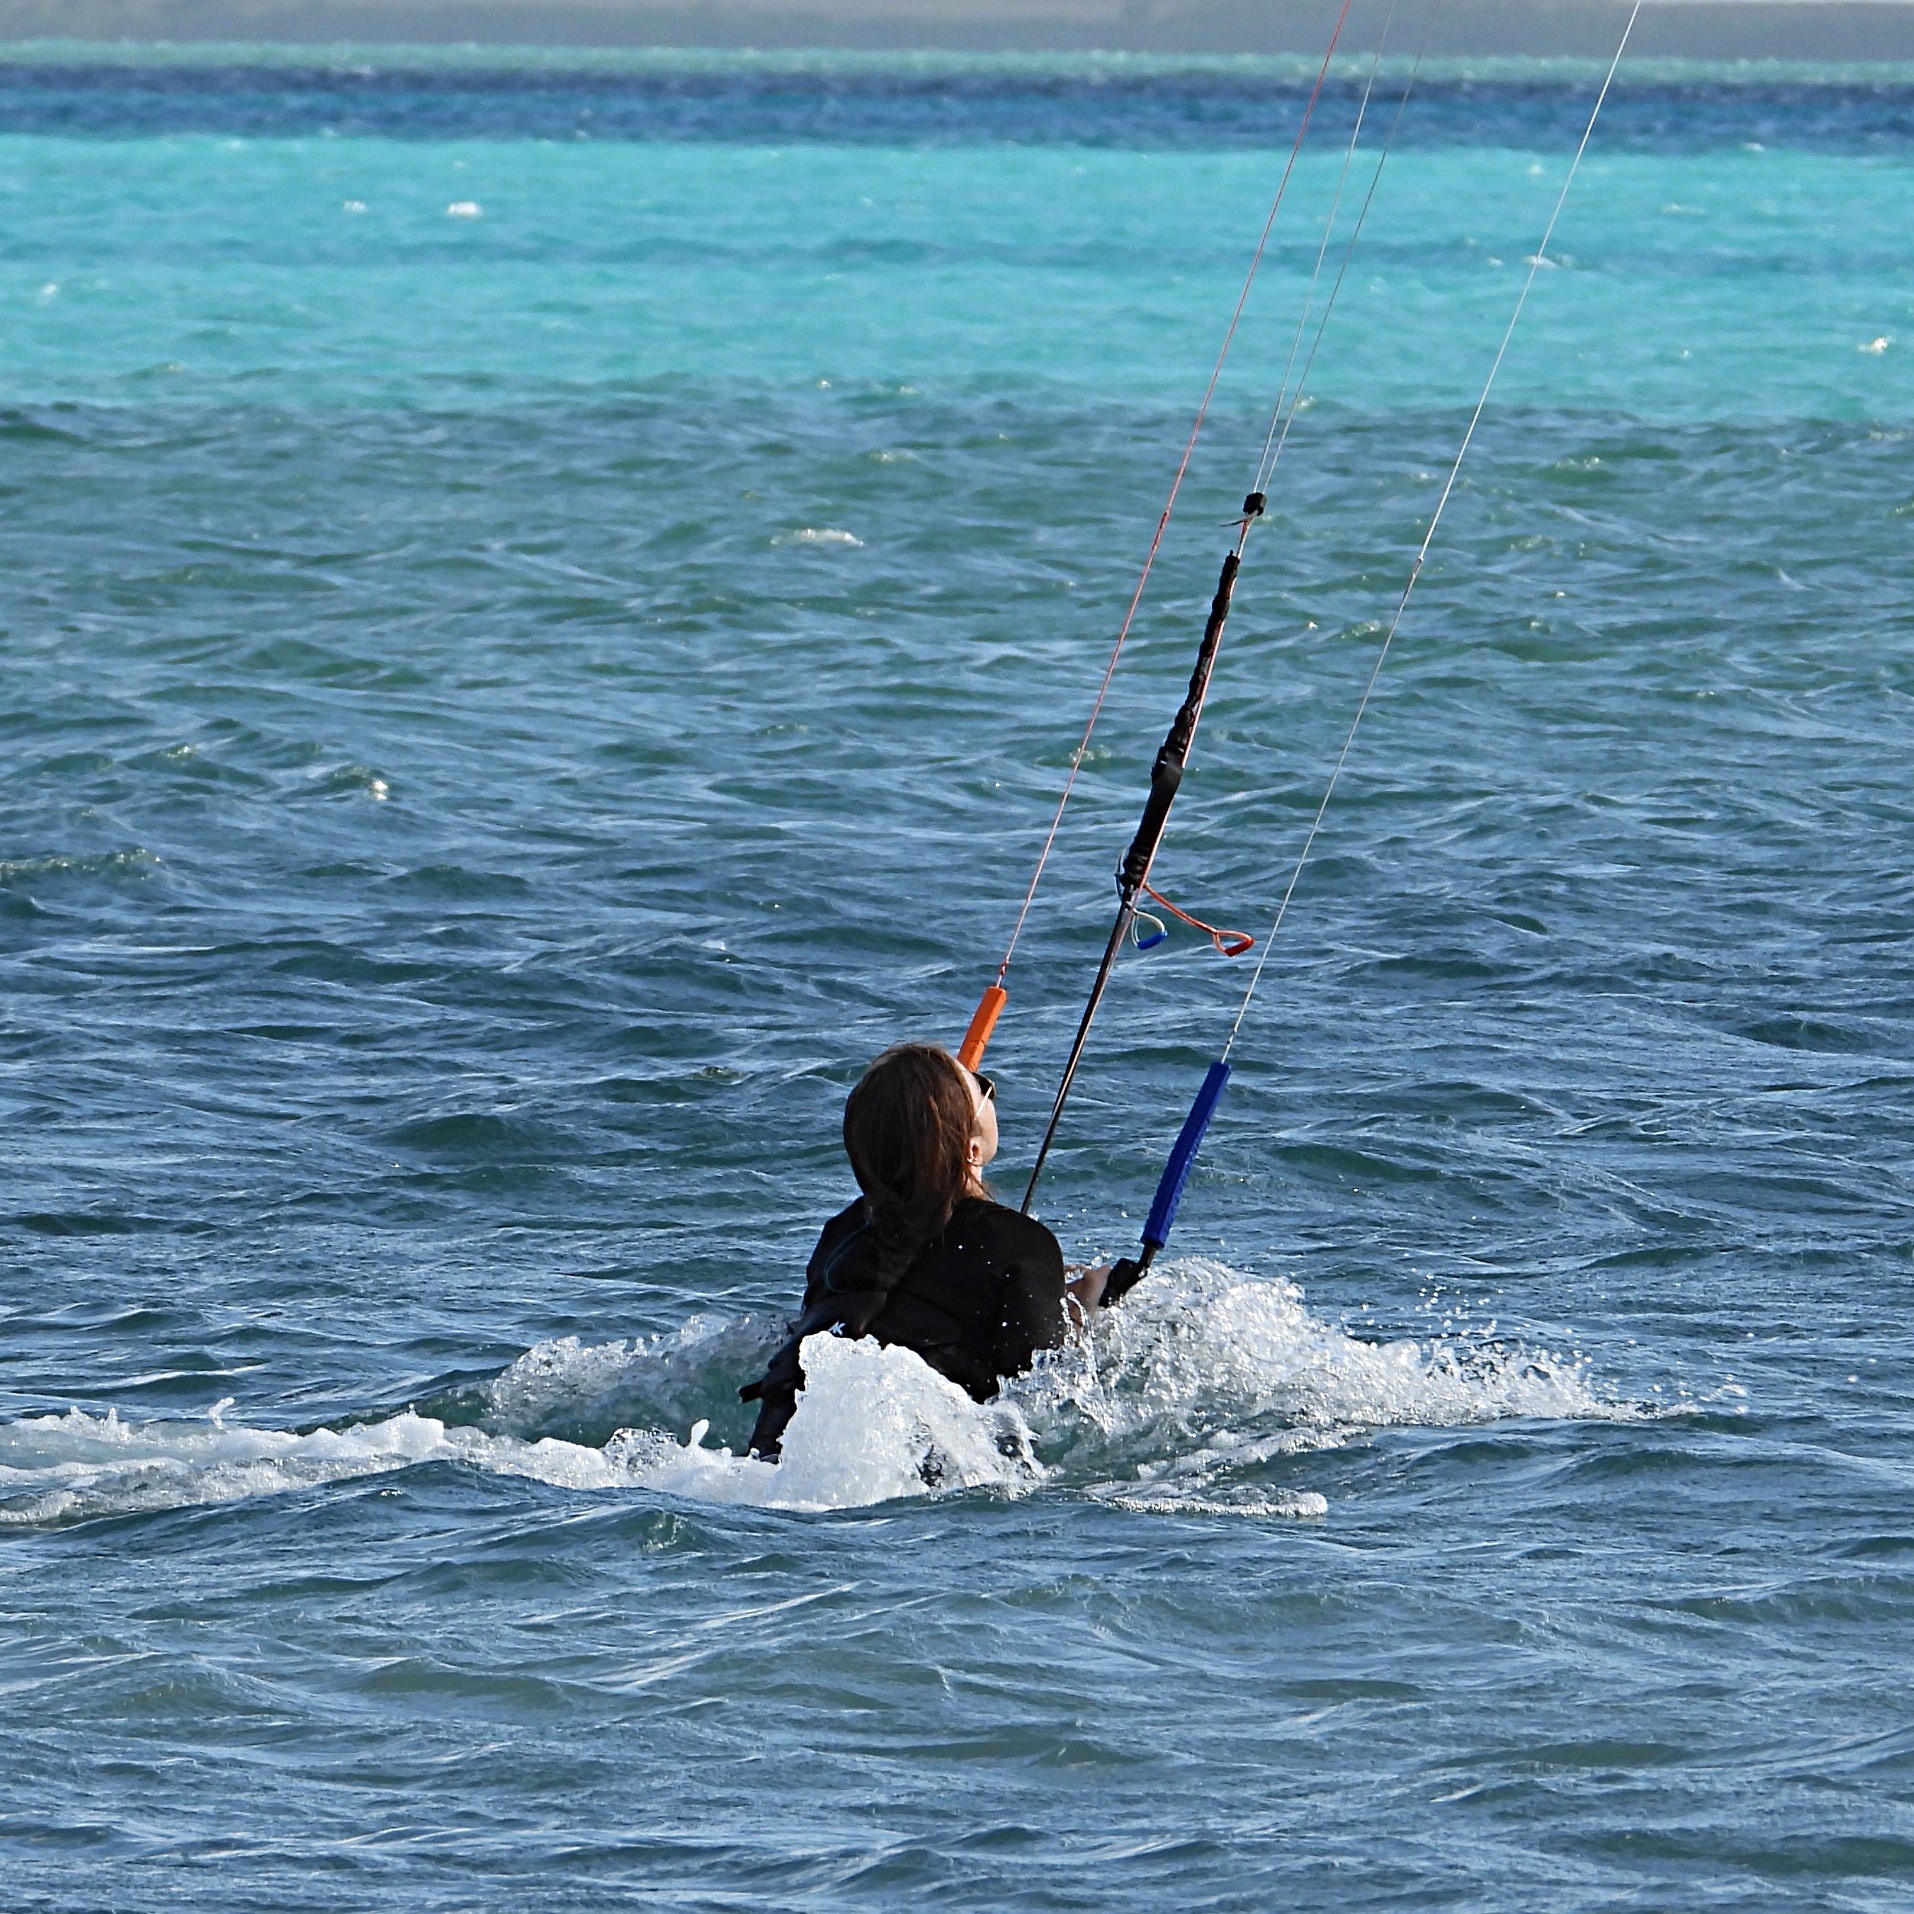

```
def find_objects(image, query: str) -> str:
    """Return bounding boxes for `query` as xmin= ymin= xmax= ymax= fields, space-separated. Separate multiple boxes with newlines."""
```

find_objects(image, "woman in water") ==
xmin=741 ymin=1042 xmax=1105 ymax=1460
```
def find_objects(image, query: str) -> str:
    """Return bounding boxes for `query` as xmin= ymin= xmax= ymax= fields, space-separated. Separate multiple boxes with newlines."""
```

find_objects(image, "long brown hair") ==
xmin=839 ymin=1042 xmax=977 ymax=1333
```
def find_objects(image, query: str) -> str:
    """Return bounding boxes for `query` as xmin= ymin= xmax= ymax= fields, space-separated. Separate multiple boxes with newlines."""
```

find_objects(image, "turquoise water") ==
xmin=3 ymin=49 xmax=1913 ymax=1910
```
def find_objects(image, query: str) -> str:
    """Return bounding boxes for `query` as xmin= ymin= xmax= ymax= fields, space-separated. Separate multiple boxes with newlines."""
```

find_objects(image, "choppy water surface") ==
xmin=2 ymin=44 xmax=1912 ymax=1912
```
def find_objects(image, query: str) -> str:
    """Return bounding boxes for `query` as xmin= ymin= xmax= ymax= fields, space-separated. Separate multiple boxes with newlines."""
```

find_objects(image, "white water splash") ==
xmin=774 ymin=526 xmax=863 ymax=547
xmin=0 ymin=1261 xmax=1628 ymax=1528
xmin=999 ymin=1258 xmax=1623 ymax=1515
xmin=607 ymin=1333 xmax=1040 ymax=1511
xmin=0 ymin=1403 xmax=457 ymax=1528
xmin=483 ymin=1317 xmax=728 ymax=1426
xmin=1037 ymin=1258 xmax=1614 ymax=1439
xmin=0 ymin=1338 xmax=1025 ymax=1527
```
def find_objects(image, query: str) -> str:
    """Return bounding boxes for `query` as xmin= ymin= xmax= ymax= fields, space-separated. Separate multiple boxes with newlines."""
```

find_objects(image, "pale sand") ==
xmin=4 ymin=0 xmax=1914 ymax=61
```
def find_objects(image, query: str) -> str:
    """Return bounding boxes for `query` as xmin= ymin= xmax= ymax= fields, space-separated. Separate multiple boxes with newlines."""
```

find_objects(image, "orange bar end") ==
xmin=956 ymin=985 xmax=1008 ymax=1072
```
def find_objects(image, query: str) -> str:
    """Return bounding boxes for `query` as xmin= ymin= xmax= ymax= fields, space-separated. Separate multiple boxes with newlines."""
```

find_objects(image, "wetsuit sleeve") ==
xmin=989 ymin=1218 xmax=1069 ymax=1380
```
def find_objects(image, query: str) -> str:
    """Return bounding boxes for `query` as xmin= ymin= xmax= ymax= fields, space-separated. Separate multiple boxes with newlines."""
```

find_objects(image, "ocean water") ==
xmin=2 ymin=44 xmax=1912 ymax=1911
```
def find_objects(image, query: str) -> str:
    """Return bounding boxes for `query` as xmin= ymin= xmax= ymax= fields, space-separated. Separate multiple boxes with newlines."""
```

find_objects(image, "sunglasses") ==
xmin=970 ymin=1069 xmax=996 ymax=1104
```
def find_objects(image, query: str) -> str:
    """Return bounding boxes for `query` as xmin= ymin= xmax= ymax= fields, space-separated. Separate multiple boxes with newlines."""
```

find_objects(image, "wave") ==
xmin=0 ymin=1259 xmax=1631 ymax=1528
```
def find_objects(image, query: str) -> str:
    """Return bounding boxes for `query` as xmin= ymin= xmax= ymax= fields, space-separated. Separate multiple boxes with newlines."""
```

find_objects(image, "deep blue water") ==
xmin=2 ymin=45 xmax=1913 ymax=1914
xmin=3 ymin=48 xmax=1914 ymax=151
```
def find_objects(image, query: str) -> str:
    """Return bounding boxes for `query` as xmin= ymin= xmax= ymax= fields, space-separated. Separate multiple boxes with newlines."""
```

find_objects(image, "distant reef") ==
xmin=3 ymin=0 xmax=1914 ymax=60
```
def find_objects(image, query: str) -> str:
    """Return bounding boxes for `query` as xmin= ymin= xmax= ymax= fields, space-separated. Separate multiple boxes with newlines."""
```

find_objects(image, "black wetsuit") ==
xmin=741 ymin=1195 xmax=1069 ymax=1459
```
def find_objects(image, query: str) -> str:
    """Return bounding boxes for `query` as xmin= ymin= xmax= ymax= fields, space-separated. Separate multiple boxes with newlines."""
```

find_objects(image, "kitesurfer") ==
xmin=740 ymin=1042 xmax=1106 ymax=1460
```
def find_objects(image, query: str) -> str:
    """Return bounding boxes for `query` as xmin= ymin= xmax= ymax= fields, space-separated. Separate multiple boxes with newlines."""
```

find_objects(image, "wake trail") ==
xmin=1 ymin=1261 xmax=1632 ymax=1528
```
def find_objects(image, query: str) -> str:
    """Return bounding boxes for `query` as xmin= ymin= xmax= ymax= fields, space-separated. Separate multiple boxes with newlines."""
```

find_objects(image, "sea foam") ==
xmin=0 ymin=1261 xmax=1626 ymax=1528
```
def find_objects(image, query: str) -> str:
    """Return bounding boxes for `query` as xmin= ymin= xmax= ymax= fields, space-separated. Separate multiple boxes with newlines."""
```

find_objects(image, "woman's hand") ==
xmin=1065 ymin=1264 xmax=1112 ymax=1319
